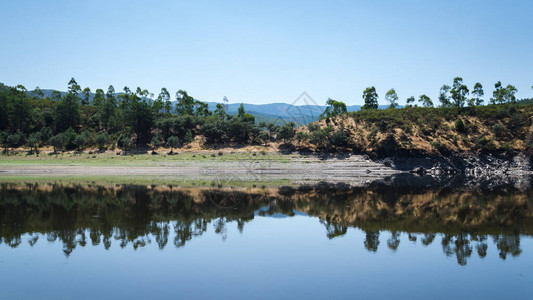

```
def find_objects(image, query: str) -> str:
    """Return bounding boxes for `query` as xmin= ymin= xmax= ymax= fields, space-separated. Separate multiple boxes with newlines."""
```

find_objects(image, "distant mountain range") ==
xmin=203 ymin=102 xmax=393 ymax=125
xmin=35 ymin=89 xmax=391 ymax=125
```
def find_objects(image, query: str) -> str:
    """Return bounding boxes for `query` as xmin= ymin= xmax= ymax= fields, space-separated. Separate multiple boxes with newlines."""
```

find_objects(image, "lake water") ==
xmin=1 ymin=176 xmax=533 ymax=299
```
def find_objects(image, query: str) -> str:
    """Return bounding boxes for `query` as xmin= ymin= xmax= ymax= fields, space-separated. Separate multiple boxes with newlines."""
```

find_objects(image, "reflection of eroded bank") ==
xmin=0 ymin=182 xmax=532 ymax=265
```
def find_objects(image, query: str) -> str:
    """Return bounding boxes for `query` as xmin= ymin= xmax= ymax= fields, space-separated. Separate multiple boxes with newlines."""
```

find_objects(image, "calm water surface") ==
xmin=1 ymin=177 xmax=533 ymax=299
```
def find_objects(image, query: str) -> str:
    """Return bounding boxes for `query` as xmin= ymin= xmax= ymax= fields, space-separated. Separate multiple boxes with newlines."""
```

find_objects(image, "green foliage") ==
xmin=454 ymin=118 xmax=466 ymax=133
xmin=406 ymin=96 xmax=415 ymax=107
xmin=81 ymin=87 xmax=91 ymax=105
xmin=166 ymin=136 xmax=180 ymax=151
xmin=175 ymin=90 xmax=195 ymax=116
xmin=2 ymin=88 xmax=31 ymax=132
xmin=450 ymin=77 xmax=469 ymax=107
xmin=228 ymin=118 xmax=250 ymax=143
xmin=27 ymin=132 xmax=42 ymax=152
xmin=67 ymin=78 xmax=81 ymax=95
xmin=151 ymin=133 xmax=162 ymax=149
xmin=307 ymin=123 xmax=320 ymax=132
xmin=32 ymin=86 xmax=44 ymax=98
xmin=184 ymin=130 xmax=194 ymax=144
xmin=474 ymin=136 xmax=495 ymax=151
xmin=201 ymin=116 xmax=227 ymax=144
xmin=385 ymin=89 xmax=399 ymax=109
xmin=117 ymin=135 xmax=132 ymax=151
xmin=0 ymin=131 xmax=7 ymax=152
xmin=241 ymin=113 xmax=255 ymax=124
xmin=362 ymin=87 xmax=378 ymax=110
xmin=277 ymin=122 xmax=296 ymax=143
xmin=320 ymin=98 xmax=347 ymax=119
xmin=492 ymin=123 xmax=507 ymax=138
xmin=490 ymin=81 xmax=518 ymax=105
xmin=95 ymin=132 xmax=109 ymax=151
xmin=7 ymin=132 xmax=23 ymax=150
xmin=194 ymin=100 xmax=211 ymax=118
xmin=237 ymin=103 xmax=245 ymax=118
xmin=367 ymin=127 xmax=379 ymax=140
xmin=418 ymin=95 xmax=433 ymax=107
xmin=439 ymin=85 xmax=452 ymax=107
xmin=214 ymin=103 xmax=227 ymax=119
xmin=49 ymin=133 xmax=67 ymax=152
xmin=73 ymin=134 xmax=86 ymax=151
xmin=503 ymin=142 xmax=512 ymax=152
xmin=63 ymin=127 xmax=77 ymax=150
xmin=55 ymin=93 xmax=80 ymax=132
xmin=329 ymin=128 xmax=349 ymax=148
xmin=257 ymin=132 xmax=270 ymax=145
xmin=295 ymin=131 xmax=309 ymax=145
xmin=344 ymin=103 xmax=532 ymax=151
xmin=310 ymin=129 xmax=329 ymax=149
xmin=470 ymin=82 xmax=484 ymax=106
xmin=0 ymin=78 xmax=531 ymax=155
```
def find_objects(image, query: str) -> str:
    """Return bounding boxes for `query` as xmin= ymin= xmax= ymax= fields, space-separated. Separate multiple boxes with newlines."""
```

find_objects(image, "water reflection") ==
xmin=1 ymin=178 xmax=532 ymax=266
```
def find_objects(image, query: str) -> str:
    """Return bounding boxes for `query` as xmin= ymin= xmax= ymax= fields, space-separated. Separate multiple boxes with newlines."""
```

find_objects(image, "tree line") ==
xmin=308 ymin=77 xmax=531 ymax=153
xmin=320 ymin=77 xmax=525 ymax=120
xmin=0 ymin=78 xmax=297 ymax=153
xmin=0 ymin=77 xmax=531 ymax=153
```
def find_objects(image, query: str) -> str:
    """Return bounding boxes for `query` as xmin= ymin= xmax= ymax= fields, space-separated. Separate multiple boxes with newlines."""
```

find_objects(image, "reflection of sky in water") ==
xmin=254 ymin=205 xmax=308 ymax=218
xmin=1 ymin=179 xmax=533 ymax=299
xmin=1 ymin=214 xmax=532 ymax=299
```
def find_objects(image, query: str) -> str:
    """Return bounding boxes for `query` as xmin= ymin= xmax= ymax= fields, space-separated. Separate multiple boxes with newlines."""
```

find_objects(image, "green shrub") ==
xmin=307 ymin=123 xmax=320 ymax=132
xmin=73 ymin=134 xmax=86 ymax=151
xmin=474 ymin=136 xmax=495 ymax=150
xmin=454 ymin=118 xmax=466 ymax=133
xmin=166 ymin=136 xmax=180 ymax=152
xmin=329 ymin=129 xmax=349 ymax=148
xmin=95 ymin=132 xmax=109 ymax=151
xmin=117 ymin=135 xmax=132 ymax=151
xmin=492 ymin=123 xmax=507 ymax=138
xmin=503 ymin=142 xmax=512 ymax=152
xmin=310 ymin=129 xmax=329 ymax=149
xmin=184 ymin=130 xmax=194 ymax=144
xmin=49 ymin=133 xmax=67 ymax=152
xmin=367 ymin=127 xmax=379 ymax=140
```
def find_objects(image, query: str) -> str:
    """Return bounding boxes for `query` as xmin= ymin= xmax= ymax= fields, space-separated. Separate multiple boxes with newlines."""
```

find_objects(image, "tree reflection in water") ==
xmin=387 ymin=232 xmax=401 ymax=251
xmin=0 ymin=180 xmax=532 ymax=266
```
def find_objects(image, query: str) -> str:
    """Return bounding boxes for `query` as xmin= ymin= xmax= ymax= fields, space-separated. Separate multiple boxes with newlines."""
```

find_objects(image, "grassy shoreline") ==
xmin=0 ymin=150 xmax=294 ymax=166
xmin=0 ymin=151 xmax=315 ymax=187
xmin=0 ymin=150 xmax=398 ymax=187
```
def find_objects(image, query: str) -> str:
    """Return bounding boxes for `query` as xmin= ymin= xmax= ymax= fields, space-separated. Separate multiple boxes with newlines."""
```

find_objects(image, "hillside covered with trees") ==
xmin=1 ymin=77 xmax=532 ymax=157
xmin=0 ymin=78 xmax=298 ymax=153
xmin=298 ymin=77 xmax=533 ymax=157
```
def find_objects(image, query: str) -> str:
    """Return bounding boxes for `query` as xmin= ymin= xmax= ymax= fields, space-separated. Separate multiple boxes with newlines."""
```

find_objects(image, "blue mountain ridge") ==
xmin=34 ymin=89 xmax=391 ymax=125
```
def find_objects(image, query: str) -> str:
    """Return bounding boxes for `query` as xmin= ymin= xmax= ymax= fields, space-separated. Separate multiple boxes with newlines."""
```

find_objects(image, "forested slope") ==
xmin=1 ymin=78 xmax=533 ymax=160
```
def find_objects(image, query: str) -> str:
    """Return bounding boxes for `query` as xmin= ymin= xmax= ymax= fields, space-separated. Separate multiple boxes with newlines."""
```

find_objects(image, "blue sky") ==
xmin=1 ymin=0 xmax=532 ymax=105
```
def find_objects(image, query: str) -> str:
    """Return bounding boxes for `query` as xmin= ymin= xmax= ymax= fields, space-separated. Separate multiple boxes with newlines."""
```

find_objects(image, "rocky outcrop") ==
xmin=377 ymin=152 xmax=532 ymax=177
xmin=368 ymin=172 xmax=533 ymax=193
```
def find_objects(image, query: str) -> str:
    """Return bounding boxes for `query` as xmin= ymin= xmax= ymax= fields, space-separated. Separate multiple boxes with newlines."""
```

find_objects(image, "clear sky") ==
xmin=1 ymin=0 xmax=532 ymax=105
